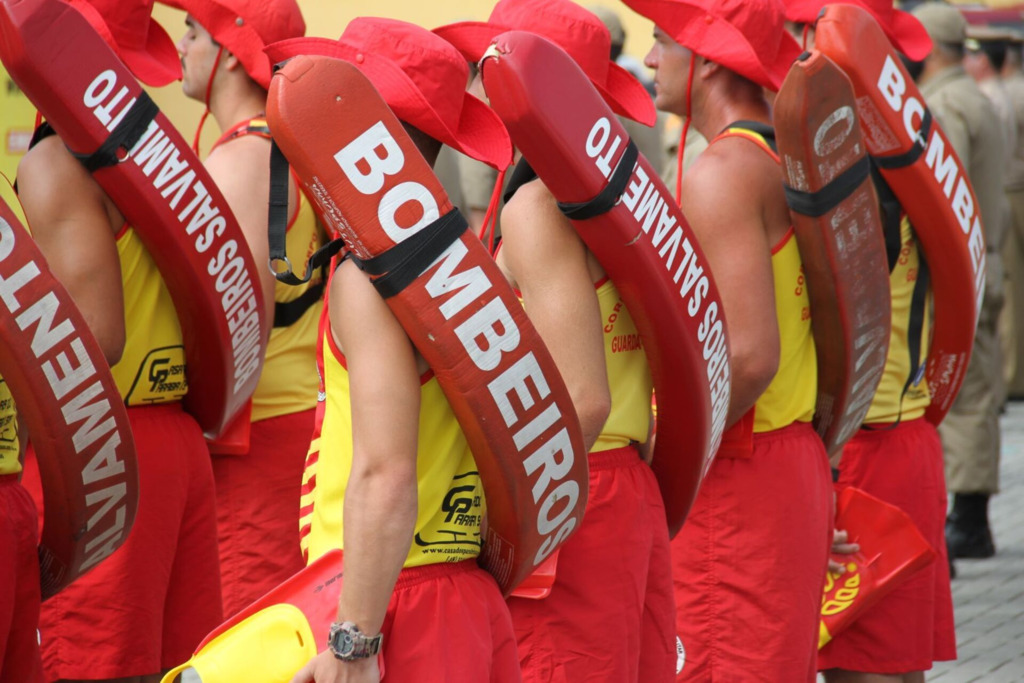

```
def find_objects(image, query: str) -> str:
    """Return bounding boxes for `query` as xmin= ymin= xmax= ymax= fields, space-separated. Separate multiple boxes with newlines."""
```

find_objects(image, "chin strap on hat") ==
xmin=674 ymin=56 xmax=696 ymax=204
xmin=192 ymin=45 xmax=225 ymax=155
xmin=479 ymin=165 xmax=508 ymax=256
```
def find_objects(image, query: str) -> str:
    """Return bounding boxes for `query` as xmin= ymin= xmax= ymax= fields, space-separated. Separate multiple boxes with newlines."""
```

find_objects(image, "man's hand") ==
xmin=827 ymin=528 xmax=860 ymax=575
xmin=290 ymin=650 xmax=380 ymax=683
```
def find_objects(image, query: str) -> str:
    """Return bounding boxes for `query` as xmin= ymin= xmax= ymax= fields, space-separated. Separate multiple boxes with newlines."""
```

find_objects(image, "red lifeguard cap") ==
xmin=434 ymin=0 xmax=655 ymax=126
xmin=622 ymin=0 xmax=803 ymax=92
xmin=68 ymin=0 xmax=181 ymax=86
xmin=265 ymin=18 xmax=513 ymax=170
xmin=161 ymin=0 xmax=305 ymax=88
xmin=784 ymin=0 xmax=932 ymax=61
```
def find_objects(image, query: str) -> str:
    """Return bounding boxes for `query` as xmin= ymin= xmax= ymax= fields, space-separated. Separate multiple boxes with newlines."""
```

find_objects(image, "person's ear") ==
xmin=223 ymin=51 xmax=242 ymax=73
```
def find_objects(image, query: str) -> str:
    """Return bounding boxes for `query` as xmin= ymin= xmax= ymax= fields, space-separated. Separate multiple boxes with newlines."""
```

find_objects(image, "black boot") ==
xmin=946 ymin=493 xmax=996 ymax=559
xmin=947 ymin=537 xmax=956 ymax=580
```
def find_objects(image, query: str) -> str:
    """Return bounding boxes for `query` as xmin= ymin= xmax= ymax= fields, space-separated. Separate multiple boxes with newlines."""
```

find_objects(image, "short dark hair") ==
xmin=978 ymin=41 xmax=1009 ymax=71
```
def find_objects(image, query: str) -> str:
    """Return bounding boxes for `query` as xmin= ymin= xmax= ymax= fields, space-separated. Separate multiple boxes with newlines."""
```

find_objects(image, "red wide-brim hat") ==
xmin=623 ymin=0 xmax=803 ymax=92
xmin=161 ymin=0 xmax=305 ymax=89
xmin=434 ymin=0 xmax=655 ymax=126
xmin=784 ymin=0 xmax=932 ymax=62
xmin=69 ymin=0 xmax=181 ymax=86
xmin=265 ymin=20 xmax=512 ymax=171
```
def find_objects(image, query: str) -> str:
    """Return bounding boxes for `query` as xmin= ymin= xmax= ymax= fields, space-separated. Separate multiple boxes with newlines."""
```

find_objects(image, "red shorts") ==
xmin=509 ymin=446 xmax=676 ymax=683
xmin=0 ymin=476 xmax=43 ymax=683
xmin=818 ymin=418 xmax=956 ymax=673
xmin=213 ymin=408 xmax=312 ymax=617
xmin=672 ymin=421 xmax=832 ymax=682
xmin=381 ymin=560 xmax=520 ymax=682
xmin=22 ymin=403 xmax=223 ymax=679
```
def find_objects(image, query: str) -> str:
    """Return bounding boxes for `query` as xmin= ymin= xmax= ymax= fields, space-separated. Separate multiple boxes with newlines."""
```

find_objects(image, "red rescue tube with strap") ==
xmin=266 ymin=55 xmax=588 ymax=595
xmin=816 ymin=4 xmax=982 ymax=424
xmin=774 ymin=51 xmax=891 ymax=455
xmin=481 ymin=31 xmax=730 ymax=535
xmin=0 ymin=195 xmax=137 ymax=599
xmin=0 ymin=0 xmax=268 ymax=446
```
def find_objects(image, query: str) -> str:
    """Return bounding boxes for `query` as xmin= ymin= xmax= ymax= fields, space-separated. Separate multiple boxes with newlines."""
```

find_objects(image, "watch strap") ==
xmin=328 ymin=621 xmax=383 ymax=661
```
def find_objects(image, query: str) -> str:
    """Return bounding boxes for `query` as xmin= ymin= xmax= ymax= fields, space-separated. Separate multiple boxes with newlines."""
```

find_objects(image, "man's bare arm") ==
xmin=17 ymin=137 xmax=126 ymax=365
xmin=204 ymin=135 xmax=281 ymax=329
xmin=291 ymin=260 xmax=419 ymax=683
xmin=681 ymin=142 xmax=780 ymax=427
xmin=499 ymin=180 xmax=611 ymax=450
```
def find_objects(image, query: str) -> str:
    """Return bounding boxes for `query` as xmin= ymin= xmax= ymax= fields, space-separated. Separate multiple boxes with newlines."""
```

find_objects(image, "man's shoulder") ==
xmin=685 ymin=135 xmax=775 ymax=194
xmin=502 ymin=176 xmax=557 ymax=223
xmin=19 ymin=134 xmax=107 ymax=201
xmin=205 ymin=132 xmax=271 ymax=178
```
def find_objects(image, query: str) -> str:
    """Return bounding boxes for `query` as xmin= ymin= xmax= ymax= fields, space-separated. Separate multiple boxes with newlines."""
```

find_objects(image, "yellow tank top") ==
xmin=215 ymin=117 xmax=325 ymax=422
xmin=0 ymin=376 xmax=19 ymax=475
xmin=864 ymin=217 xmax=931 ymax=423
xmin=592 ymin=278 xmax=653 ymax=451
xmin=110 ymin=225 xmax=188 ymax=405
xmin=251 ymin=184 xmax=324 ymax=422
xmin=303 ymin=315 xmax=484 ymax=568
xmin=713 ymin=125 xmax=817 ymax=433
xmin=712 ymin=125 xmax=815 ymax=432
xmin=755 ymin=231 xmax=817 ymax=431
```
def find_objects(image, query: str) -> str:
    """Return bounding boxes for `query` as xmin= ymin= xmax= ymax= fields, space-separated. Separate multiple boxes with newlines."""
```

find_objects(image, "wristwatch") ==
xmin=327 ymin=621 xmax=383 ymax=661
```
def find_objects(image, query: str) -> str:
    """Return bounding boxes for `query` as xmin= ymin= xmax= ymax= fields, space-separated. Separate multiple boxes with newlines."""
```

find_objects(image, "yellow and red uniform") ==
xmin=299 ymin=270 xmax=518 ymax=682
xmin=820 ymin=218 xmax=956 ymax=673
xmin=508 ymin=278 xmax=676 ymax=683
xmin=22 ymin=220 xmax=223 ymax=680
xmin=0 ymin=378 xmax=19 ymax=477
xmin=670 ymin=125 xmax=832 ymax=683
xmin=0 ymin=376 xmax=43 ymax=683
xmin=208 ymin=116 xmax=324 ymax=616
xmin=305 ymin=318 xmax=484 ymax=568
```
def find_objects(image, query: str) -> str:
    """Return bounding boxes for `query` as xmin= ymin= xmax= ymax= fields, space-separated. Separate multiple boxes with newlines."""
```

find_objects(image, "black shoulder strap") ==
xmin=502 ymin=138 xmax=639 ymax=222
xmin=349 ymin=208 xmax=468 ymax=299
xmin=23 ymin=92 xmax=159 ymax=180
xmin=267 ymin=138 xmax=346 ymax=287
xmin=273 ymin=280 xmax=325 ymax=327
xmin=872 ymin=109 xmax=932 ymax=171
xmin=15 ymin=122 xmax=59 ymax=193
xmin=72 ymin=90 xmax=160 ymax=173
xmin=784 ymin=155 xmax=871 ymax=218
xmin=28 ymin=121 xmax=57 ymax=149
xmin=868 ymin=161 xmax=905 ymax=274
xmin=904 ymin=252 xmax=930 ymax=402
xmin=557 ymin=139 xmax=638 ymax=220
xmin=502 ymin=156 xmax=539 ymax=204
xmin=724 ymin=120 xmax=778 ymax=153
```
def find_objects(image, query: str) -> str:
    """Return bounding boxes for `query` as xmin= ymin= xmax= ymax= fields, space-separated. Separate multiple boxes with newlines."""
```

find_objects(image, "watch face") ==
xmin=338 ymin=632 xmax=355 ymax=656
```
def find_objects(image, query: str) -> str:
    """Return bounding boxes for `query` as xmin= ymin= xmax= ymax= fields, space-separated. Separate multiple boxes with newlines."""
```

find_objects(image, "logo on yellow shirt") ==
xmin=0 ymin=379 xmax=17 ymax=463
xmin=125 ymin=346 xmax=188 ymax=404
xmin=413 ymin=471 xmax=483 ymax=559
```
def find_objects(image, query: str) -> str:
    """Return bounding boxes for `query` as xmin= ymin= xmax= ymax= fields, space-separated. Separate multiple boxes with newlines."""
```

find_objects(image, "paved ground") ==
xmin=928 ymin=402 xmax=1024 ymax=682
